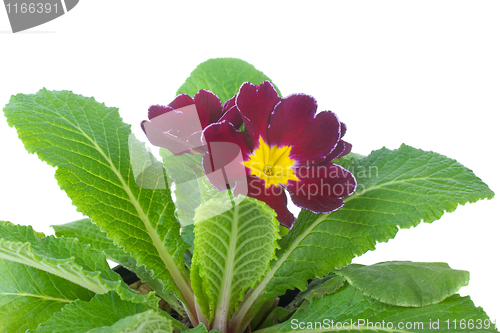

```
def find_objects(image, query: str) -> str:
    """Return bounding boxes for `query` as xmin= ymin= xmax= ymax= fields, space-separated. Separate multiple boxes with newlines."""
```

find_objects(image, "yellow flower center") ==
xmin=243 ymin=137 xmax=299 ymax=188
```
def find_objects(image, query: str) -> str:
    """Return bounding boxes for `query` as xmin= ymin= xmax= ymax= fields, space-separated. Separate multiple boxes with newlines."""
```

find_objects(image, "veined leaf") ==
xmin=0 ymin=221 xmax=147 ymax=304
xmin=332 ymin=152 xmax=366 ymax=170
xmin=3 ymin=90 xmax=194 ymax=314
xmin=52 ymin=219 xmax=126 ymax=262
xmin=0 ymin=258 xmax=94 ymax=333
xmin=30 ymin=291 xmax=162 ymax=333
xmin=191 ymin=195 xmax=280 ymax=331
xmin=257 ymin=285 xmax=498 ymax=333
xmin=89 ymin=310 xmax=173 ymax=333
xmin=52 ymin=218 xmax=185 ymax=314
xmin=176 ymin=58 xmax=281 ymax=104
xmin=337 ymin=261 xmax=470 ymax=307
xmin=232 ymin=144 xmax=494 ymax=332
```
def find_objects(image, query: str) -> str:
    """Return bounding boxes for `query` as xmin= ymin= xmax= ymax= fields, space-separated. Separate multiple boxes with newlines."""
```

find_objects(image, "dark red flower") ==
xmin=203 ymin=81 xmax=356 ymax=228
xmin=141 ymin=90 xmax=242 ymax=155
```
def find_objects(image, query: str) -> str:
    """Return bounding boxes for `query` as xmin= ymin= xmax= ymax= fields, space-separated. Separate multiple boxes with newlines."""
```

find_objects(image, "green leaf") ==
xmin=52 ymin=219 xmax=126 ymax=262
xmin=286 ymin=273 xmax=345 ymax=311
xmin=3 ymin=90 xmax=195 ymax=314
xmin=160 ymin=148 xmax=219 ymax=274
xmin=337 ymin=261 xmax=470 ymax=307
xmin=0 ymin=258 xmax=94 ymax=333
xmin=30 ymin=291 xmax=162 ymax=333
xmin=181 ymin=224 xmax=196 ymax=254
xmin=0 ymin=221 xmax=147 ymax=304
xmin=332 ymin=151 xmax=366 ymax=170
xmin=257 ymin=307 xmax=292 ymax=331
xmin=302 ymin=275 xmax=345 ymax=301
xmin=160 ymin=148 xmax=218 ymax=229
xmin=257 ymin=285 xmax=498 ymax=333
xmin=52 ymin=218 xmax=186 ymax=315
xmin=232 ymin=144 xmax=494 ymax=332
xmin=191 ymin=195 xmax=280 ymax=330
xmin=185 ymin=324 xmax=209 ymax=333
xmin=176 ymin=58 xmax=281 ymax=104
xmin=88 ymin=310 xmax=173 ymax=333
xmin=160 ymin=147 xmax=221 ymax=278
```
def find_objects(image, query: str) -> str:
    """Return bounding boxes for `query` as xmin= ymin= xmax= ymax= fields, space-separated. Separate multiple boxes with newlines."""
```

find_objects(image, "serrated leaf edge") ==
xmin=0 ymin=237 xmax=155 ymax=305
xmin=193 ymin=196 xmax=280 ymax=330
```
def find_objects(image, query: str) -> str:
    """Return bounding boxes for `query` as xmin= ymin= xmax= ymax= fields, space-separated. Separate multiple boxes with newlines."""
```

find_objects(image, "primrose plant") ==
xmin=0 ymin=58 xmax=497 ymax=333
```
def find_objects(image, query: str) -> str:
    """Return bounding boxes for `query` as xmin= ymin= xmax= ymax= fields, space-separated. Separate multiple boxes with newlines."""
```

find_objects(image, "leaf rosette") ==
xmin=0 ymin=58 xmax=496 ymax=333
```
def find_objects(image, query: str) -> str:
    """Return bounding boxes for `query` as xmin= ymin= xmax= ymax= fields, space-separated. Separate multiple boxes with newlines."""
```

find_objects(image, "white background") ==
xmin=1 ymin=0 xmax=499 ymax=322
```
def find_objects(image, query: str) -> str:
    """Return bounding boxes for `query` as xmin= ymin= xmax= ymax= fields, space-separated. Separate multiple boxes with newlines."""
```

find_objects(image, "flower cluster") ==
xmin=143 ymin=81 xmax=356 ymax=228
xmin=141 ymin=90 xmax=242 ymax=155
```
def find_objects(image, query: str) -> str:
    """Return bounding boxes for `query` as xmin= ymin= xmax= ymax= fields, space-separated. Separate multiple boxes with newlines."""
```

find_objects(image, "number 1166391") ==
xmin=5 ymin=2 xmax=58 ymax=14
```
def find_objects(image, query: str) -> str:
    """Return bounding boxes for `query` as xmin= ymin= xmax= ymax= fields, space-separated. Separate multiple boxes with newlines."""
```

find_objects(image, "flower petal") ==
xmin=323 ymin=140 xmax=345 ymax=163
xmin=286 ymin=164 xmax=356 ymax=214
xmin=235 ymin=175 xmax=295 ymax=228
xmin=289 ymin=111 xmax=341 ymax=166
xmin=202 ymin=121 xmax=253 ymax=191
xmin=194 ymin=90 xmax=224 ymax=129
xmin=202 ymin=142 xmax=246 ymax=191
xmin=267 ymin=94 xmax=342 ymax=165
xmin=267 ymin=94 xmax=318 ymax=148
xmin=168 ymin=94 xmax=194 ymax=110
xmin=340 ymin=122 xmax=347 ymax=138
xmin=186 ymin=131 xmax=208 ymax=154
xmin=148 ymin=105 xmax=173 ymax=120
xmin=323 ymin=122 xmax=352 ymax=162
xmin=236 ymin=81 xmax=280 ymax=146
xmin=142 ymin=117 xmax=194 ymax=155
xmin=220 ymin=105 xmax=243 ymax=129
xmin=223 ymin=95 xmax=236 ymax=111
xmin=203 ymin=121 xmax=251 ymax=158
xmin=219 ymin=95 xmax=243 ymax=128
xmin=339 ymin=141 xmax=352 ymax=158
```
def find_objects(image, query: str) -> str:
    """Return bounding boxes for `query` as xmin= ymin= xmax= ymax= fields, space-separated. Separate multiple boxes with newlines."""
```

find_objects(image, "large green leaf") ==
xmin=232 ymin=144 xmax=494 ymax=332
xmin=52 ymin=218 xmax=185 ymax=314
xmin=257 ymin=285 xmax=498 ymax=333
xmin=176 ymin=58 xmax=281 ymax=104
xmin=0 ymin=221 xmax=146 ymax=304
xmin=191 ymin=195 xmax=280 ymax=331
xmin=0 ymin=258 xmax=94 ymax=333
xmin=52 ymin=219 xmax=126 ymax=262
xmin=337 ymin=261 xmax=470 ymax=307
xmin=30 ymin=291 xmax=165 ymax=333
xmin=3 ymin=90 xmax=194 ymax=313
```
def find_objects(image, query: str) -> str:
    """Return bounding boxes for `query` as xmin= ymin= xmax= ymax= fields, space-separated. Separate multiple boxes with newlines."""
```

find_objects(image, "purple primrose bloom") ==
xmin=203 ymin=81 xmax=357 ymax=228
xmin=142 ymin=90 xmax=242 ymax=155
